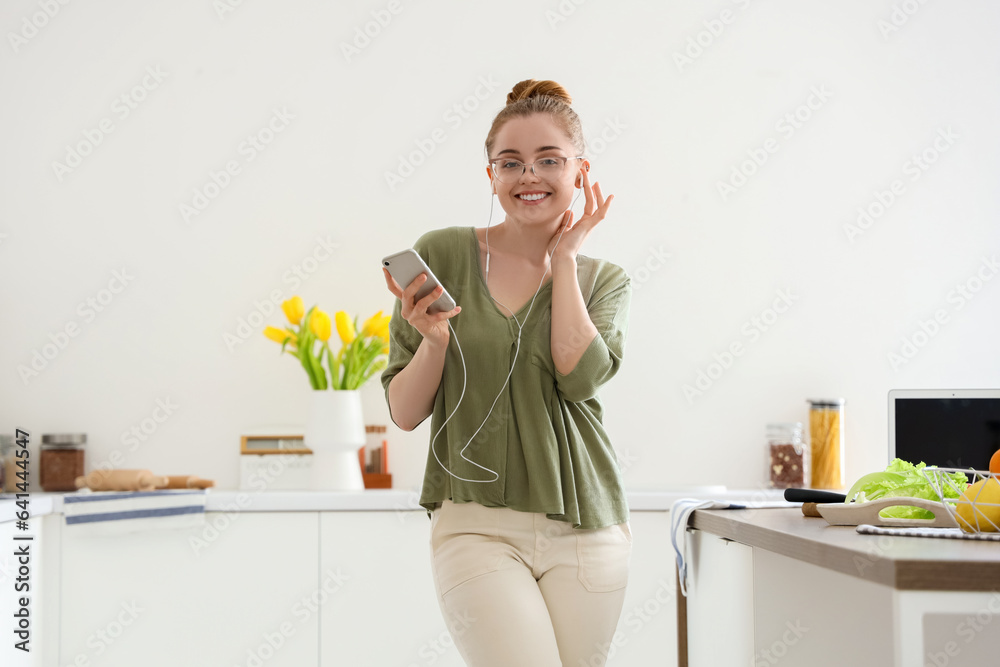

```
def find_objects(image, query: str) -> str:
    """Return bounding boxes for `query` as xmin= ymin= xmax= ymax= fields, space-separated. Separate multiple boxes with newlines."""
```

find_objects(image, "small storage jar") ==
xmin=40 ymin=433 xmax=87 ymax=492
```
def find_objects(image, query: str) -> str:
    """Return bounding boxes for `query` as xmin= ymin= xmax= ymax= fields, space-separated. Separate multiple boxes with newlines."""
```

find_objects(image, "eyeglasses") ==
xmin=489 ymin=156 xmax=585 ymax=183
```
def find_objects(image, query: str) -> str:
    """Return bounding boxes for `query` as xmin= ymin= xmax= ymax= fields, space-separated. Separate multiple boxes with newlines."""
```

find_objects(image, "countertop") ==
xmin=691 ymin=506 xmax=1000 ymax=591
xmin=0 ymin=486 xmax=791 ymax=522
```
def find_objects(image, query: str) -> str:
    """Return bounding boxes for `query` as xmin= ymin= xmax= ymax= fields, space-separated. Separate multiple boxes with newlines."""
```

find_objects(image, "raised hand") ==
xmin=547 ymin=167 xmax=614 ymax=262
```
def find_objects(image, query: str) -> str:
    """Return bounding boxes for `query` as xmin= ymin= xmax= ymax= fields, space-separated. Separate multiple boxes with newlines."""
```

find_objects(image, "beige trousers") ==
xmin=429 ymin=499 xmax=632 ymax=667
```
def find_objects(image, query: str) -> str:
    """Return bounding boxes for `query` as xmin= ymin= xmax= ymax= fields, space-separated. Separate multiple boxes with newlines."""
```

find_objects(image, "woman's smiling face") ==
xmin=487 ymin=113 xmax=586 ymax=226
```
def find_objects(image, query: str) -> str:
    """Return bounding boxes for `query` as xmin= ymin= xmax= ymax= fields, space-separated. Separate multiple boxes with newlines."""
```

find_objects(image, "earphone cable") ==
xmin=428 ymin=185 xmax=584 ymax=483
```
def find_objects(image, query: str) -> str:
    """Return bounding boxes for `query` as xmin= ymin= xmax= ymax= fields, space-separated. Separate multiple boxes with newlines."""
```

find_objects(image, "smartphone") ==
xmin=381 ymin=249 xmax=457 ymax=314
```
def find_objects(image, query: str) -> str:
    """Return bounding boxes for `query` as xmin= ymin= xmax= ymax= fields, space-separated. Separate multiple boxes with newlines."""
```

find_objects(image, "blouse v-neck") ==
xmin=469 ymin=226 xmax=553 ymax=321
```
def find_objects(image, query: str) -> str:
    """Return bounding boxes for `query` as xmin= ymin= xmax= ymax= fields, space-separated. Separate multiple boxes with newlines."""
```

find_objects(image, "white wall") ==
xmin=2 ymin=0 xmax=998 ymax=494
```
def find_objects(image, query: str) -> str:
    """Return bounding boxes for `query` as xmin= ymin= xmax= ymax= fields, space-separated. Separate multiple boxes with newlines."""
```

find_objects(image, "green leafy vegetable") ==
xmin=844 ymin=458 xmax=970 ymax=519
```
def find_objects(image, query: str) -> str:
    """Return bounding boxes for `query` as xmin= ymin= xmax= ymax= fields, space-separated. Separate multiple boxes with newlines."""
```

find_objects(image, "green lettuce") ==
xmin=844 ymin=458 xmax=969 ymax=519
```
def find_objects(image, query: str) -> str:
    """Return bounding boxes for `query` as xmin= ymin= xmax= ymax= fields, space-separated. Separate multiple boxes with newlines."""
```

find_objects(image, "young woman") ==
xmin=381 ymin=79 xmax=632 ymax=667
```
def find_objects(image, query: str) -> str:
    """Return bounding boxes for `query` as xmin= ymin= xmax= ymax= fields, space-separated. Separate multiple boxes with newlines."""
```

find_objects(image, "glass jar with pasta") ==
xmin=808 ymin=398 xmax=845 ymax=489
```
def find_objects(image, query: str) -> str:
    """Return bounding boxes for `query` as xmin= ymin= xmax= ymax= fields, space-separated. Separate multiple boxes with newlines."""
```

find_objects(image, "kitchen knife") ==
xmin=783 ymin=488 xmax=847 ymax=504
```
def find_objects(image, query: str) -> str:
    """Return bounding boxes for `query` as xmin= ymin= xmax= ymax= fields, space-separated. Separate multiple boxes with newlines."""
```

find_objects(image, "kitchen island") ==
xmin=683 ymin=507 xmax=1000 ymax=667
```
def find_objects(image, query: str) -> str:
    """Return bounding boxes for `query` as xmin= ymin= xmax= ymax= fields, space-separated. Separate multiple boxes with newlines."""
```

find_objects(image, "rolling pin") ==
xmin=75 ymin=469 xmax=168 ymax=491
xmin=157 ymin=475 xmax=215 ymax=489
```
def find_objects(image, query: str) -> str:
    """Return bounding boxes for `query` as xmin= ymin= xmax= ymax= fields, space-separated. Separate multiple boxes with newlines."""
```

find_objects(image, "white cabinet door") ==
xmin=609 ymin=511 xmax=677 ymax=666
xmin=685 ymin=529 xmax=755 ymax=666
xmin=59 ymin=512 xmax=320 ymax=667
xmin=319 ymin=510 xmax=465 ymax=667
xmin=752 ymin=547 xmax=894 ymax=667
xmin=900 ymin=590 xmax=1000 ymax=667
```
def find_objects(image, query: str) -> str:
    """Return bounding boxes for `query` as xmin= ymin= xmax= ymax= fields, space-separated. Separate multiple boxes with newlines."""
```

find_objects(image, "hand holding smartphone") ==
xmin=381 ymin=249 xmax=457 ymax=315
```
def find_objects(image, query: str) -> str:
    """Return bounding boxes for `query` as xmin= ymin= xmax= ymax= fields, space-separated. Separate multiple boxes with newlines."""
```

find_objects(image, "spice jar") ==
xmin=766 ymin=422 xmax=807 ymax=488
xmin=0 ymin=435 xmax=13 ymax=493
xmin=40 ymin=433 xmax=87 ymax=492
xmin=808 ymin=399 xmax=845 ymax=489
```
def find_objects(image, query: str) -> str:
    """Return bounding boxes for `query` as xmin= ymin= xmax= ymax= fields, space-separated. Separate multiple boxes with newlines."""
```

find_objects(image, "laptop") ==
xmin=888 ymin=389 xmax=1000 ymax=471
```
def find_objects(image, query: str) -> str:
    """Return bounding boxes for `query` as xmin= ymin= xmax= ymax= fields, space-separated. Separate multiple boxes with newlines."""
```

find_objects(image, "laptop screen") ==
xmin=890 ymin=391 xmax=1000 ymax=471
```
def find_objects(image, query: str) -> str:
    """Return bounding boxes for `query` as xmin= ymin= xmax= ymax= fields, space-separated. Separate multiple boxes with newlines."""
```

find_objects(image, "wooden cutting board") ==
xmin=816 ymin=497 xmax=959 ymax=528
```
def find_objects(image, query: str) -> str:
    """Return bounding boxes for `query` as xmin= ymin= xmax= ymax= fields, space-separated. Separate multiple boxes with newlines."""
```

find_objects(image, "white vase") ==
xmin=304 ymin=389 xmax=366 ymax=491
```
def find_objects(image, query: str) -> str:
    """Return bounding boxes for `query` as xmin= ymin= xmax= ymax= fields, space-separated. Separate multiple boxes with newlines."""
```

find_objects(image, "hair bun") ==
xmin=486 ymin=78 xmax=585 ymax=157
xmin=506 ymin=79 xmax=572 ymax=106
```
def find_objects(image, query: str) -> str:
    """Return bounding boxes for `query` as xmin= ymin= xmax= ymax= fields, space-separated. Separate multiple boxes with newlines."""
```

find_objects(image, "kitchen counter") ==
xmin=691 ymin=506 xmax=1000 ymax=591
xmin=0 ymin=486 xmax=788 ymax=522
xmin=684 ymin=507 xmax=1000 ymax=666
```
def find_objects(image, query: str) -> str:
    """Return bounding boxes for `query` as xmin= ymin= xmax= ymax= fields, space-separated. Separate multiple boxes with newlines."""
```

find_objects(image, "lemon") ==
xmin=954 ymin=477 xmax=1000 ymax=533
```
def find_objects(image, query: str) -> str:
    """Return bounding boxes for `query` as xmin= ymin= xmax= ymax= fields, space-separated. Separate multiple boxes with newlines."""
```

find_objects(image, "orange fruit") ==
xmin=955 ymin=477 xmax=1000 ymax=533
xmin=990 ymin=449 xmax=1000 ymax=476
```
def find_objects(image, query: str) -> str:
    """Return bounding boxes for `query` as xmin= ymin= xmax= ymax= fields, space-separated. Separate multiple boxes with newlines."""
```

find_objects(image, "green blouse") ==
xmin=380 ymin=226 xmax=632 ymax=529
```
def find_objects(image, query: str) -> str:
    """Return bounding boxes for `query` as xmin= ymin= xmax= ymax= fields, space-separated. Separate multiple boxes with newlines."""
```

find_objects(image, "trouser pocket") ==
xmin=575 ymin=521 xmax=632 ymax=593
xmin=431 ymin=501 xmax=505 ymax=597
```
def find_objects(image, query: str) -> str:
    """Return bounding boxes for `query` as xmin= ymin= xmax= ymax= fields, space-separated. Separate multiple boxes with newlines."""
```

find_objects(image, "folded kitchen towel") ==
xmin=670 ymin=498 xmax=741 ymax=597
xmin=669 ymin=498 xmax=795 ymax=596
xmin=63 ymin=489 xmax=206 ymax=536
xmin=856 ymin=524 xmax=1000 ymax=541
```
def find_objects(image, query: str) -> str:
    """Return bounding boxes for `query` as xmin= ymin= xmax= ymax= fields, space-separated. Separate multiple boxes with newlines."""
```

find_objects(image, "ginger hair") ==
xmin=484 ymin=79 xmax=585 ymax=159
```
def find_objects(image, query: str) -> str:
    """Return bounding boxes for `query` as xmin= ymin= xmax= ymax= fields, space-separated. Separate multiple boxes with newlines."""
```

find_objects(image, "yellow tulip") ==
xmin=264 ymin=326 xmax=292 ymax=344
xmin=361 ymin=311 xmax=383 ymax=337
xmin=282 ymin=296 xmax=305 ymax=325
xmin=362 ymin=312 xmax=392 ymax=342
xmin=335 ymin=311 xmax=356 ymax=344
xmin=310 ymin=309 xmax=332 ymax=342
xmin=375 ymin=316 xmax=391 ymax=342
xmin=364 ymin=312 xmax=392 ymax=340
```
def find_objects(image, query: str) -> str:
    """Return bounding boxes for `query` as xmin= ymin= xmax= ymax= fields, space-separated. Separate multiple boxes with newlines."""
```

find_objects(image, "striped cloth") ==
xmin=63 ymin=490 xmax=206 ymax=535
xmin=670 ymin=499 xmax=802 ymax=596
xmin=670 ymin=499 xmax=739 ymax=597
xmin=857 ymin=523 xmax=1000 ymax=541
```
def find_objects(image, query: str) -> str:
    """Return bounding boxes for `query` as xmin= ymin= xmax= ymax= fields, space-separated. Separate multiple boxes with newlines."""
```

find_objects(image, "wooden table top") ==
xmin=690 ymin=507 xmax=1000 ymax=591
